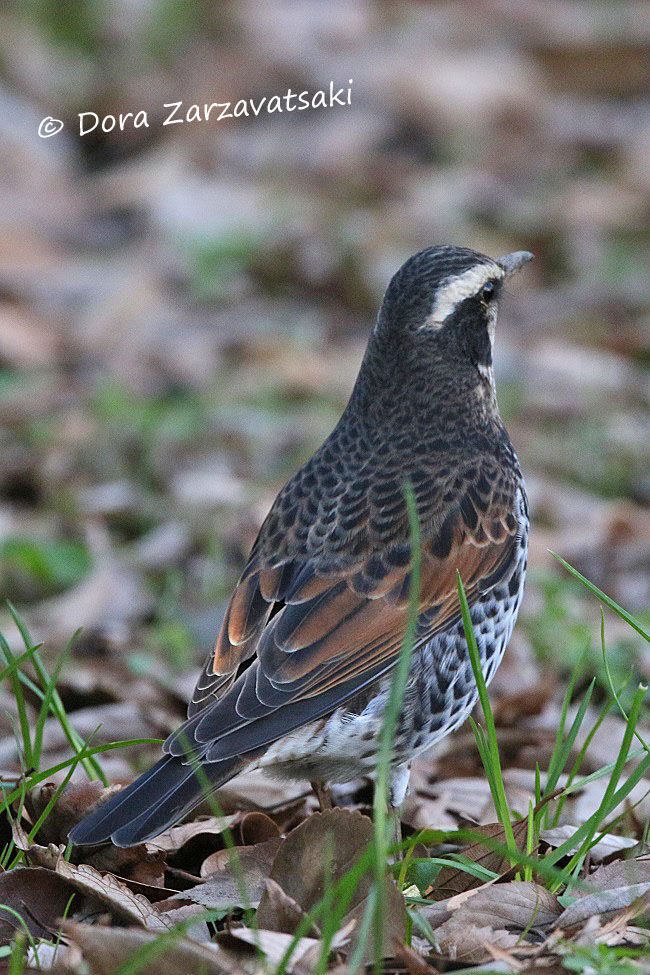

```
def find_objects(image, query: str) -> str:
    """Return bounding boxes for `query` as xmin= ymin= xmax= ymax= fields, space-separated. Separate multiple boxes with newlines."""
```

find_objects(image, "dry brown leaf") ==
xmin=413 ymin=776 xmax=534 ymax=825
xmin=541 ymin=826 xmax=637 ymax=863
xmin=443 ymin=876 xmax=499 ymax=911
xmin=258 ymin=808 xmax=381 ymax=914
xmin=433 ymin=917 xmax=520 ymax=964
xmin=258 ymin=877 xmax=315 ymax=936
xmin=94 ymin=873 xmax=178 ymax=905
xmin=166 ymin=873 xmax=262 ymax=911
xmin=168 ymin=842 xmax=281 ymax=911
xmin=83 ymin=844 xmax=167 ymax=888
xmin=222 ymin=922 xmax=354 ymax=972
xmin=54 ymin=856 xmax=171 ymax=930
xmin=0 ymin=867 xmax=76 ymax=945
xmin=556 ymin=884 xmax=650 ymax=929
xmin=492 ymin=683 xmax=553 ymax=725
xmin=257 ymin=808 xmax=406 ymax=962
xmin=393 ymin=941 xmax=438 ymax=975
xmin=61 ymin=921 xmax=235 ymax=975
xmin=401 ymin=791 xmax=459 ymax=831
xmin=483 ymin=940 xmax=527 ymax=970
xmin=27 ymin=780 xmax=112 ymax=846
xmin=201 ymin=836 xmax=281 ymax=879
xmin=445 ymin=881 xmax=561 ymax=931
xmin=23 ymin=842 xmax=64 ymax=871
xmin=428 ymin=819 xmax=529 ymax=900
xmin=11 ymin=822 xmax=75 ymax=880
xmin=239 ymin=811 xmax=281 ymax=845
xmin=215 ymin=768 xmax=310 ymax=812
xmin=20 ymin=790 xmax=163 ymax=887
xmin=15 ymin=809 xmax=167 ymax=899
xmin=146 ymin=813 xmax=241 ymax=854
xmin=10 ymin=819 xmax=38 ymax=854
xmin=172 ymin=835 xmax=284 ymax=912
xmin=154 ymin=903 xmax=213 ymax=943
xmin=582 ymin=856 xmax=650 ymax=891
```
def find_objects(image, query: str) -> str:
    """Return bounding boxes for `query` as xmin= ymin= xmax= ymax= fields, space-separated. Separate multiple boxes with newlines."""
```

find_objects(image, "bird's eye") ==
xmin=481 ymin=281 xmax=496 ymax=302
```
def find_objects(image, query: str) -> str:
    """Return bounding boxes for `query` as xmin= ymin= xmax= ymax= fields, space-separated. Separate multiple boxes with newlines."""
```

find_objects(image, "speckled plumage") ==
xmin=70 ymin=244 xmax=531 ymax=847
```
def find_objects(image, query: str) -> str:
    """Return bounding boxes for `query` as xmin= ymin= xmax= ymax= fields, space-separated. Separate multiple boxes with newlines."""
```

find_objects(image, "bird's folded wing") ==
xmin=184 ymin=479 xmax=522 ymax=754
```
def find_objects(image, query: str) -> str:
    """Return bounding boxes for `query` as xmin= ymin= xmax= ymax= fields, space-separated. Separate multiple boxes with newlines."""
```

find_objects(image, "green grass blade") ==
xmin=0 ymin=630 xmax=33 ymax=770
xmin=544 ymin=700 xmax=649 ymax=878
xmin=552 ymin=692 xmax=616 ymax=827
xmin=0 ymin=739 xmax=162 ymax=816
xmin=550 ymin=553 xmax=650 ymax=642
xmin=6 ymin=605 xmax=105 ymax=784
xmin=599 ymin=609 xmax=649 ymax=755
xmin=32 ymin=630 xmax=80 ymax=770
xmin=457 ymin=573 xmax=517 ymax=860
xmin=371 ymin=482 xmax=421 ymax=970
xmin=544 ymin=678 xmax=595 ymax=802
xmin=555 ymin=683 xmax=646 ymax=884
xmin=544 ymin=660 xmax=590 ymax=806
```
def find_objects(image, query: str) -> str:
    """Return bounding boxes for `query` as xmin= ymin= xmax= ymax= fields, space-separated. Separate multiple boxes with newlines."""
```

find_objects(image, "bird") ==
xmin=69 ymin=244 xmax=531 ymax=847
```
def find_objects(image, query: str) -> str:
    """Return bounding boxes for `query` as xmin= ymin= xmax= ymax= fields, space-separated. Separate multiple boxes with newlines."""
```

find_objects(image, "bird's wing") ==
xmin=177 ymin=460 xmax=523 ymax=760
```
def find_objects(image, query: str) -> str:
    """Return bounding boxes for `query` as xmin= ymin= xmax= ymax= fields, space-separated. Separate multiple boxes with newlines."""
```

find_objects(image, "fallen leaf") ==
xmin=483 ymin=940 xmax=527 ymax=970
xmin=0 ymin=867 xmax=76 ymax=945
xmin=27 ymin=780 xmax=113 ymax=846
xmin=433 ymin=917 xmax=520 ymax=964
xmin=54 ymin=856 xmax=171 ymax=930
xmin=556 ymin=884 xmax=650 ymax=928
xmin=582 ymin=856 xmax=650 ymax=891
xmin=168 ymin=842 xmax=281 ymax=911
xmin=61 ymin=921 xmax=234 ymax=975
xmin=83 ymin=843 xmax=167 ymax=889
xmin=541 ymin=826 xmax=637 ymax=863
xmin=492 ymin=683 xmax=553 ymax=725
xmin=155 ymin=903 xmax=213 ymax=943
xmin=221 ymin=921 xmax=354 ymax=972
xmin=168 ymin=877 xmax=259 ymax=913
xmin=257 ymin=877 xmax=315 ymax=935
xmin=429 ymin=819 xmax=529 ymax=899
xmin=393 ymin=941 xmax=438 ymax=975
xmin=257 ymin=808 xmax=405 ymax=961
xmin=239 ymin=811 xmax=281 ymax=845
xmin=146 ymin=814 xmax=241 ymax=854
xmin=215 ymin=768 xmax=310 ymax=812
xmin=411 ymin=776 xmax=533 ymax=825
xmin=445 ymin=881 xmax=561 ymax=930
xmin=201 ymin=836 xmax=281 ymax=878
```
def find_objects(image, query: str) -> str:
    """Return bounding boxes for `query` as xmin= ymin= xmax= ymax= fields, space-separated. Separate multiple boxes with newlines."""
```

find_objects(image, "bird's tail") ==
xmin=68 ymin=752 xmax=241 ymax=847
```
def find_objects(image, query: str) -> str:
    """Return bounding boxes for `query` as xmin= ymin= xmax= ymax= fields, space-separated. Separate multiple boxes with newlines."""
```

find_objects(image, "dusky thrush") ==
xmin=70 ymin=244 xmax=532 ymax=846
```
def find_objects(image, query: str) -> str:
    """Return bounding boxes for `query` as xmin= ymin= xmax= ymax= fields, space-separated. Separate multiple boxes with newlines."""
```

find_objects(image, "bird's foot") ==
xmin=310 ymin=780 xmax=333 ymax=811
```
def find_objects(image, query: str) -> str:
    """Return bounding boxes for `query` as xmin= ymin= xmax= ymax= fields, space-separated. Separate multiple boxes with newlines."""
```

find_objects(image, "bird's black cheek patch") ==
xmin=468 ymin=328 xmax=493 ymax=370
xmin=446 ymin=300 xmax=493 ymax=371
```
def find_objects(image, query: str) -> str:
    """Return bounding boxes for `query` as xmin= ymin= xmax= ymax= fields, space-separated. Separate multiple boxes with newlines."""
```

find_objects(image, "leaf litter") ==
xmin=0 ymin=0 xmax=648 ymax=971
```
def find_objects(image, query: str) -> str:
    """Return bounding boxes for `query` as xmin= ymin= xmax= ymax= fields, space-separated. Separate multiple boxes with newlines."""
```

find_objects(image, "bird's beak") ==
xmin=497 ymin=251 xmax=534 ymax=277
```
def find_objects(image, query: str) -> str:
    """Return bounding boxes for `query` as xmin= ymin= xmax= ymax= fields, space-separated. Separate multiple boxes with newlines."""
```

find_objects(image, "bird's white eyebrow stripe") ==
xmin=425 ymin=262 xmax=504 ymax=326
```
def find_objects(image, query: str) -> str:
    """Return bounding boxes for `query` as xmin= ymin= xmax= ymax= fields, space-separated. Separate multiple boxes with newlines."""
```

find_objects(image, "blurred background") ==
xmin=0 ymin=1 xmax=648 ymax=780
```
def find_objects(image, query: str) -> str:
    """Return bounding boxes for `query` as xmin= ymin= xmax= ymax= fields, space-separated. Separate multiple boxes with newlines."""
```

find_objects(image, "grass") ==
xmin=0 ymin=611 xmax=162 ymax=872
xmin=0 ymin=536 xmax=92 ymax=600
xmin=0 ymin=551 xmax=648 ymax=971
xmin=370 ymin=482 xmax=421 ymax=970
xmin=524 ymin=568 xmax=647 ymax=712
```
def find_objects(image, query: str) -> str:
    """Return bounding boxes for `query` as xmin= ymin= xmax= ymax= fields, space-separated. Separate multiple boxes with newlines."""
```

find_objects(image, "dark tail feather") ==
xmin=68 ymin=753 xmax=240 ymax=848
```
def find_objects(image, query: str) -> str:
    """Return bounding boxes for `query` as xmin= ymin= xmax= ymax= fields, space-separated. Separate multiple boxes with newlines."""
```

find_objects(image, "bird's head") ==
xmin=374 ymin=245 xmax=533 ymax=389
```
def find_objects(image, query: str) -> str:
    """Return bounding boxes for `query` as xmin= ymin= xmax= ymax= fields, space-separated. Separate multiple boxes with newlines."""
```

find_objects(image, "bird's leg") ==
xmin=387 ymin=763 xmax=410 ymax=859
xmin=310 ymin=780 xmax=333 ymax=811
